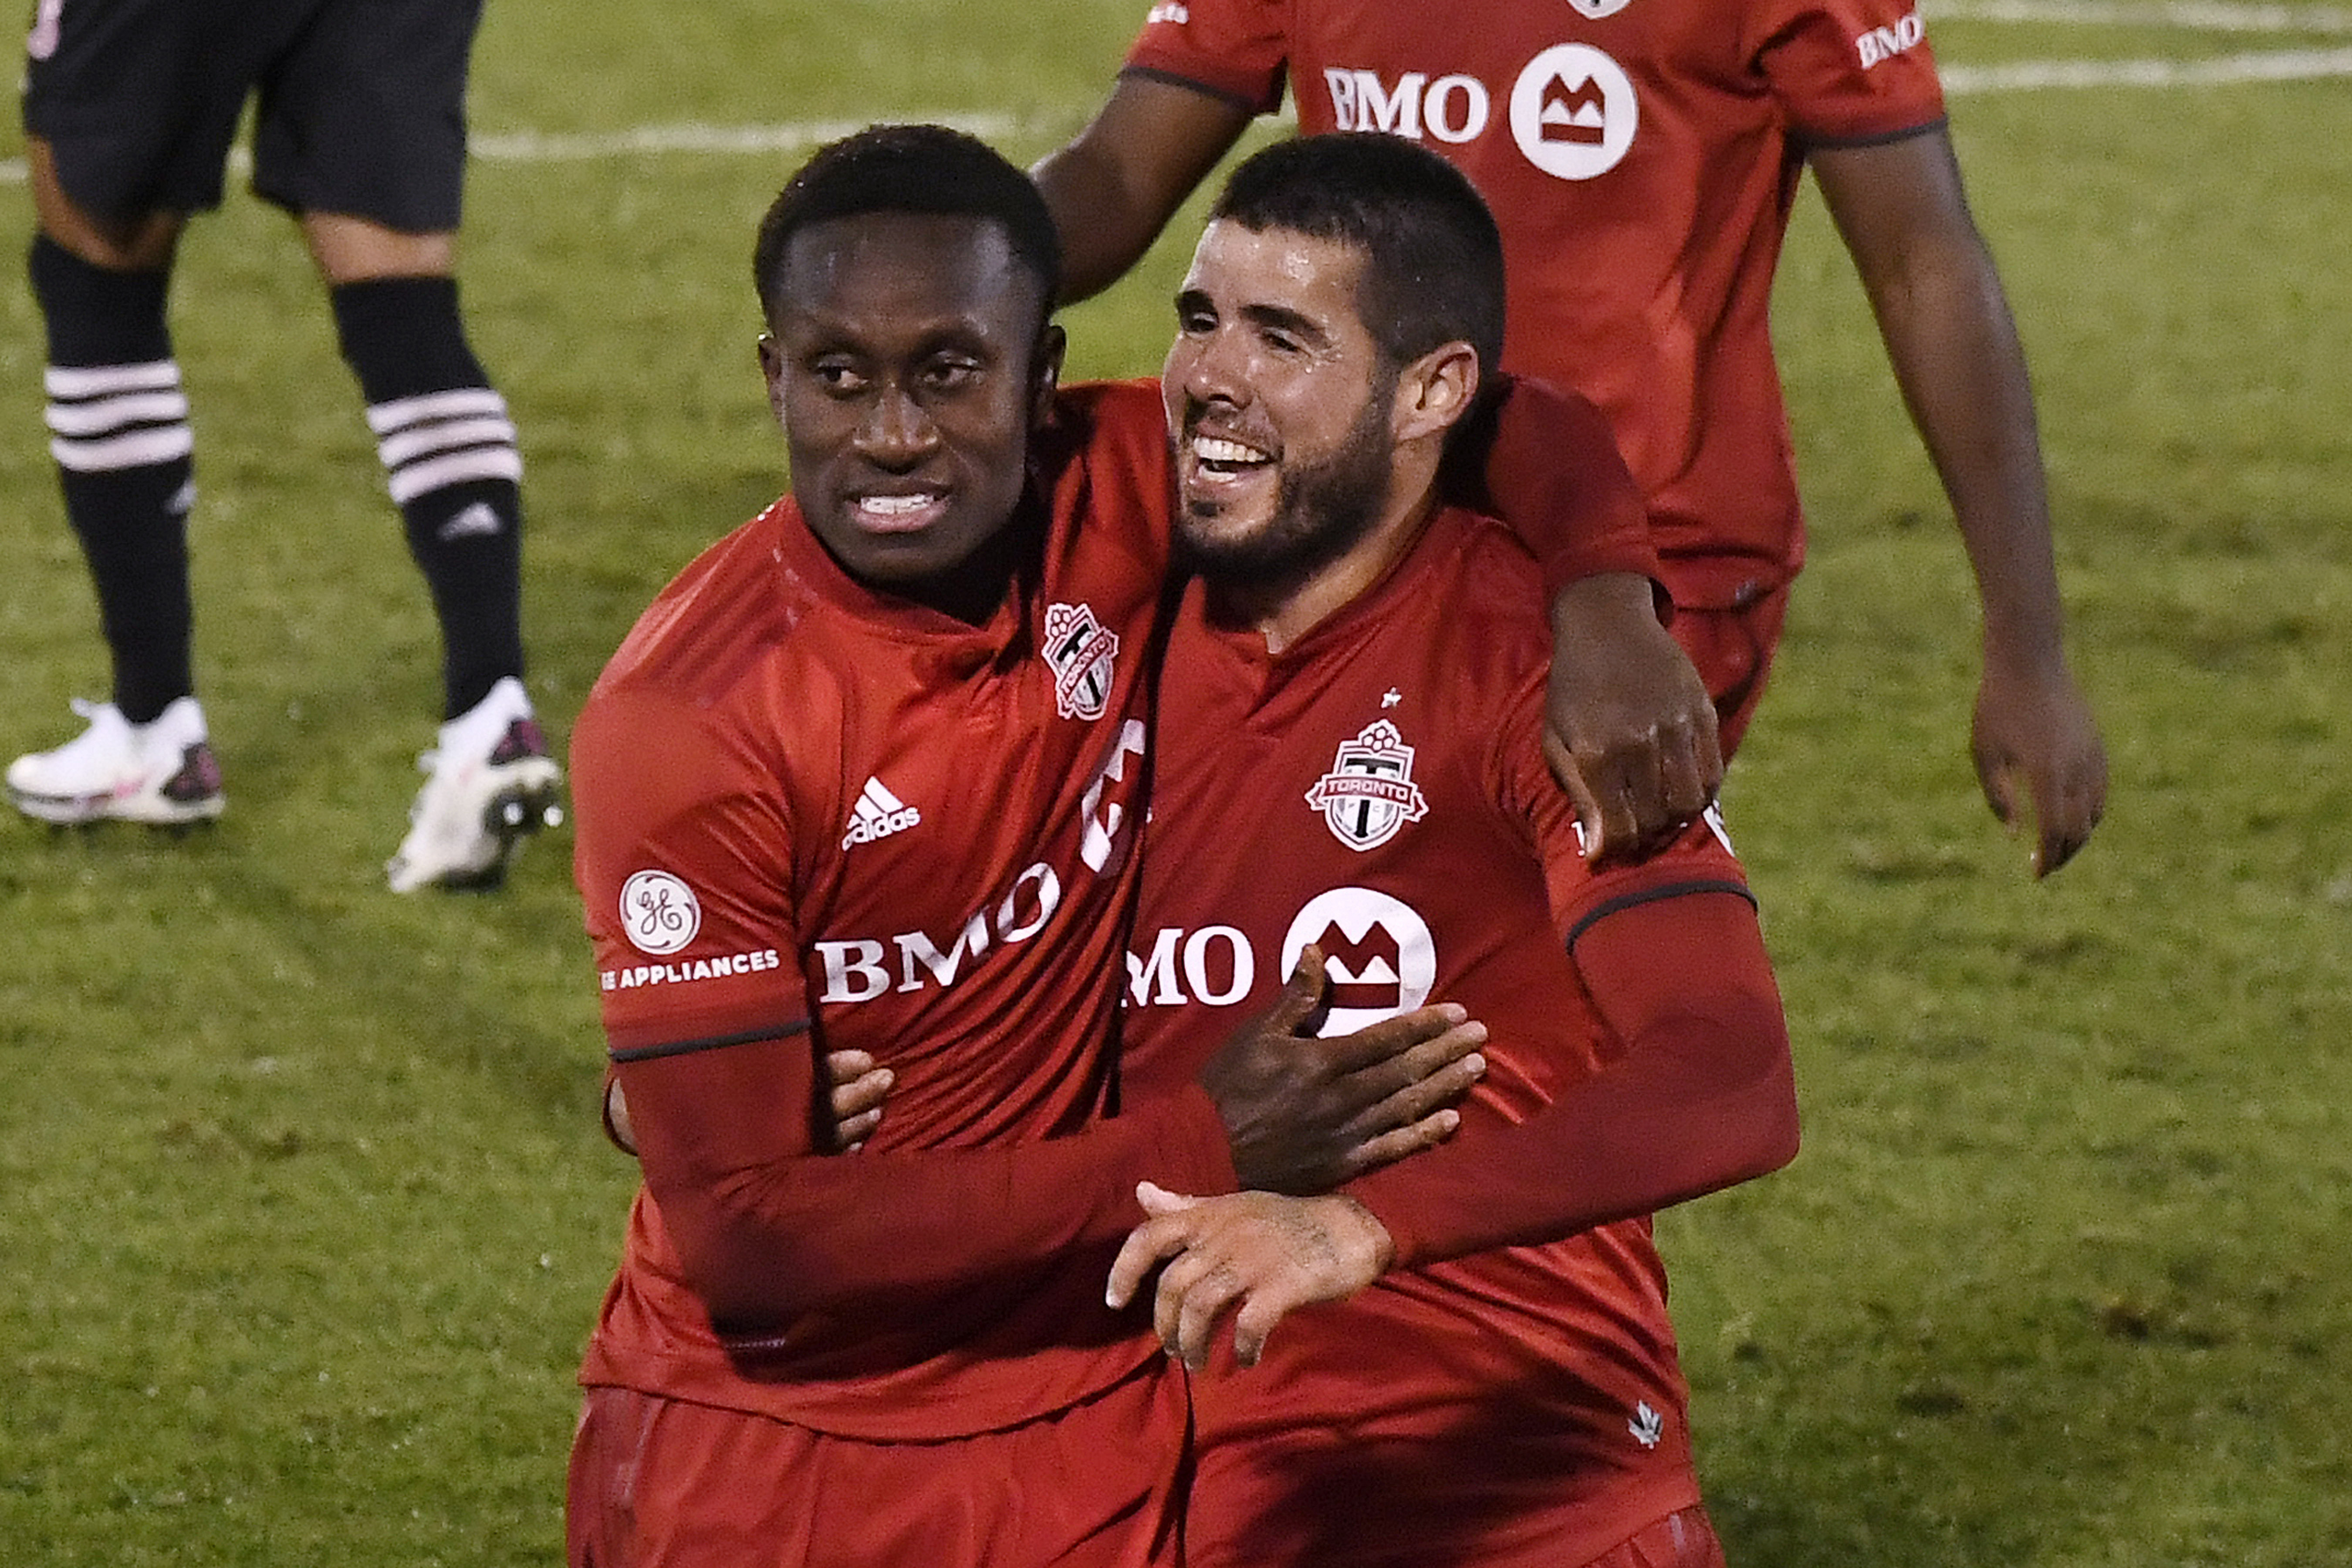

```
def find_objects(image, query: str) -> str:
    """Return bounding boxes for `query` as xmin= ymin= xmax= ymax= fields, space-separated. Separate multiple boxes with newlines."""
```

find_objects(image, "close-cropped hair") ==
xmin=1210 ymin=132 xmax=1506 ymax=375
xmin=752 ymin=123 xmax=1063 ymax=324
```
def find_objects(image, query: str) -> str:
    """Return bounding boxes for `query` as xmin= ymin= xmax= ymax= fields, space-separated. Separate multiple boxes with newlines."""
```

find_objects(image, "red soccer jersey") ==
xmin=1123 ymin=505 xmax=1768 ymax=1565
xmin=570 ymin=380 xmax=1238 ymax=1442
xmin=1126 ymin=0 xmax=1949 ymax=606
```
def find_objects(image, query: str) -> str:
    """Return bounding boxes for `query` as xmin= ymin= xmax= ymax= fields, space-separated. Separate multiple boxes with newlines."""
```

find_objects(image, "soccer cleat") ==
xmin=6 ymin=696 xmax=225 ymax=827
xmin=385 ymin=676 xmax=564 ymax=892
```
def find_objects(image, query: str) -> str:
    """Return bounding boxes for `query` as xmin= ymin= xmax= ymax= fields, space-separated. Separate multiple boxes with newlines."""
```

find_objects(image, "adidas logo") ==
xmin=438 ymin=500 xmax=505 ymax=541
xmin=841 ymin=775 xmax=921 ymax=850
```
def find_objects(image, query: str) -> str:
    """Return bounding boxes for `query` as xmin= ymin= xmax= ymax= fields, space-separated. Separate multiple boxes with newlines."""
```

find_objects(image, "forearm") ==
xmin=1876 ymin=237 xmax=2070 ymax=662
xmin=1345 ymin=893 xmax=1796 ymax=1265
xmin=1033 ymin=76 xmax=1251 ymax=305
xmin=625 ymin=1041 xmax=1235 ymax=1325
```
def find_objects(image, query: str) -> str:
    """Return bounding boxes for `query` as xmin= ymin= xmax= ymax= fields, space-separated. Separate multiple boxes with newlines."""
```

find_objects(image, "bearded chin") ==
xmin=1177 ymin=394 xmax=1395 ymax=592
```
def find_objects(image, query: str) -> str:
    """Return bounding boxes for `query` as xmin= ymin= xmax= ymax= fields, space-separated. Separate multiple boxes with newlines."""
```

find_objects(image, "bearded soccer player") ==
xmin=1098 ymin=135 xmax=1801 ymax=1568
xmin=1034 ymin=0 xmax=2109 ymax=876
xmin=565 ymin=125 xmax=1701 ymax=1568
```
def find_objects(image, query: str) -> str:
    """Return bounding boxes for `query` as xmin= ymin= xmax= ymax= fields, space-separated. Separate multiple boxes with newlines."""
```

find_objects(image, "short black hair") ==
xmin=1208 ymin=133 xmax=1505 ymax=375
xmin=752 ymin=123 xmax=1062 ymax=325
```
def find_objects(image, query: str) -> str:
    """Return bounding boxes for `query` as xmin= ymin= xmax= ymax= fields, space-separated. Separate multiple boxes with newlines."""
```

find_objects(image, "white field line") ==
xmin=1945 ymin=41 xmax=2352 ymax=86
xmin=1928 ymin=0 xmax=2352 ymax=33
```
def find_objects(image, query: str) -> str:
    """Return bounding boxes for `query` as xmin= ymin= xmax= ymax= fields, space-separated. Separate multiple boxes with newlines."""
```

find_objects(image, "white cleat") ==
xmin=7 ymin=696 xmax=226 ymax=827
xmin=386 ymin=676 xmax=564 ymax=892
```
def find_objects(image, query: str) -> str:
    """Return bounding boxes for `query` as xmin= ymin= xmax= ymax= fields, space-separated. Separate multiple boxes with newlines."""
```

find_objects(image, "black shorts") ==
xmin=22 ymin=0 xmax=483 ymax=231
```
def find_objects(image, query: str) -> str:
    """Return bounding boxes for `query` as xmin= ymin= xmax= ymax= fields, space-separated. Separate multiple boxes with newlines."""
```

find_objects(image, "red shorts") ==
xmin=566 ymin=1362 xmax=1188 ymax=1568
xmin=1185 ymin=1418 xmax=1705 ymax=1568
xmin=1667 ymin=581 xmax=1791 ymax=760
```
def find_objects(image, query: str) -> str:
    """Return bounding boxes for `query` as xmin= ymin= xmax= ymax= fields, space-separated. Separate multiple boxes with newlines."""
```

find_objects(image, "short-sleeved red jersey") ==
xmin=570 ymin=381 xmax=1238 ymax=1442
xmin=1123 ymin=505 xmax=1762 ymax=1564
xmin=1126 ymin=0 xmax=1948 ymax=605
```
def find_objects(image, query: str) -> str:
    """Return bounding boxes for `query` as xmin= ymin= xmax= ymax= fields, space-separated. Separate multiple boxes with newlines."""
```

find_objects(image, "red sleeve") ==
xmin=1444 ymin=373 xmax=1662 ymax=601
xmin=622 ymin=1042 xmax=1237 ymax=1327
xmin=1122 ymin=0 xmax=1290 ymax=112
xmin=1344 ymin=890 xmax=1797 ymax=1266
xmin=1755 ymin=0 xmax=1948 ymax=144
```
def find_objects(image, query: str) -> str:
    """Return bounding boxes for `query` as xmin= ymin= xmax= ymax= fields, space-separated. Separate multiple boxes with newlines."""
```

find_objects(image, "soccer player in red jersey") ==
xmin=1034 ymin=0 xmax=2109 ymax=875
xmin=566 ymin=125 xmax=1707 ymax=1567
xmin=1100 ymin=134 xmax=1801 ymax=1568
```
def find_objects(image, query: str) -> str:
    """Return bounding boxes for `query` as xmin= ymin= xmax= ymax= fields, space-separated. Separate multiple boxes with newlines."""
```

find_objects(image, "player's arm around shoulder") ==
xmin=1450 ymin=373 xmax=1722 ymax=855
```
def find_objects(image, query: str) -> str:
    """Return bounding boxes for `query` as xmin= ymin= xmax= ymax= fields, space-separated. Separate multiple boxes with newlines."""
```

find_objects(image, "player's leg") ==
xmin=255 ymin=0 xmax=558 ymax=889
xmin=10 ymin=0 xmax=249 ymax=826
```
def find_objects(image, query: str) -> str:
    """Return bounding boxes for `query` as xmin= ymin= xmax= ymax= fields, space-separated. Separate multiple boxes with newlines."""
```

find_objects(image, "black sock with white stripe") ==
xmin=30 ymin=235 xmax=197 ymax=725
xmin=330 ymin=276 xmax=525 ymax=721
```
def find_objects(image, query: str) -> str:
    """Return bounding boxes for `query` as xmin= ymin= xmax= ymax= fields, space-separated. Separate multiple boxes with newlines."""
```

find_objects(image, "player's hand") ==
xmin=819 ymin=1049 xmax=895 ymax=1152
xmin=1971 ymin=645 xmax=2107 ymax=877
xmin=1198 ymin=946 xmax=1486 ymax=1195
xmin=1105 ymin=1183 xmax=1396 ymax=1370
xmin=1544 ymin=574 xmax=1720 ymax=861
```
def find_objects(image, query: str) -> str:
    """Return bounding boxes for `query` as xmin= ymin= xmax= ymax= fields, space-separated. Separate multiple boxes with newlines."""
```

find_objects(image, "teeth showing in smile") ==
xmin=1192 ymin=435 xmax=1269 ymax=471
xmin=858 ymin=493 xmax=936 ymax=516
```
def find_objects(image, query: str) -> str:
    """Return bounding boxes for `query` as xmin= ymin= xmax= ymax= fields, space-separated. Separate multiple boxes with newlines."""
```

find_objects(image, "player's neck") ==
xmin=1231 ymin=483 xmax=1438 ymax=657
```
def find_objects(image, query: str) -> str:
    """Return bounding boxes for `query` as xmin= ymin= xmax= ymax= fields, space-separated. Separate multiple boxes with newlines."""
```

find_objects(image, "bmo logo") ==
xmin=1284 ymin=888 xmax=1437 ymax=1034
xmin=1321 ymin=45 xmax=1639 ymax=183
xmin=1129 ymin=887 xmax=1438 ymax=1036
xmin=1510 ymin=45 xmax=1637 ymax=181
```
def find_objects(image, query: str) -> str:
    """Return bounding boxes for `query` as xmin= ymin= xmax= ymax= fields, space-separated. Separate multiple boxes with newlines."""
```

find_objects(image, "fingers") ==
xmin=1332 ymin=1107 xmax=1462 ymax=1180
xmin=1263 ymin=944 xmax=1328 ymax=1035
xmin=1230 ymin=1288 xmax=1301 ymax=1369
xmin=2029 ymin=750 xmax=2109 ymax=879
xmin=1106 ymin=1215 xmax=1193 ymax=1311
xmin=1153 ymin=1246 xmax=1245 ymax=1370
xmin=1973 ymin=739 xmax=2022 ymax=831
xmin=822 ymin=1049 xmax=894 ymax=1152
xmin=602 ymin=1077 xmax=639 ymax=1157
xmin=1136 ymin=1180 xmax=1200 ymax=1217
xmin=1335 ymin=1026 xmax=1487 ymax=1120
xmin=1658 ymin=708 xmax=1721 ymax=825
xmin=1318 ymin=1001 xmax=1475 ymax=1076
xmin=1542 ymin=731 xmax=1610 ymax=860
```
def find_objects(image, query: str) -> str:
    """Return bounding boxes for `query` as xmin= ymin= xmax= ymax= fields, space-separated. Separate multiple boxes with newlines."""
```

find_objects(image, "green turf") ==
xmin=1 ymin=3 xmax=2346 ymax=1562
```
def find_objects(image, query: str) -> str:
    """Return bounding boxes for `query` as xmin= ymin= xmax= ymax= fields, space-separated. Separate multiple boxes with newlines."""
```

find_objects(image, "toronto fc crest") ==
xmin=1305 ymin=719 xmax=1429 ymax=850
xmin=1044 ymin=602 xmax=1120 ymax=720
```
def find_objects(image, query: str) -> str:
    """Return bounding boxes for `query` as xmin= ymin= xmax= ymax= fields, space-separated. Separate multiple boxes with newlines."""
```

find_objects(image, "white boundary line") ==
xmin=1929 ymin=0 xmax=2352 ymax=33
xmin=1944 ymin=41 xmax=2352 ymax=86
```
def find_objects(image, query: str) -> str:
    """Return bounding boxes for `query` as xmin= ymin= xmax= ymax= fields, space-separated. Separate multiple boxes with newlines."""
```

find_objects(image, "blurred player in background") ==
xmin=1035 ymin=0 xmax=2109 ymax=875
xmin=10 ymin=0 xmax=560 ymax=890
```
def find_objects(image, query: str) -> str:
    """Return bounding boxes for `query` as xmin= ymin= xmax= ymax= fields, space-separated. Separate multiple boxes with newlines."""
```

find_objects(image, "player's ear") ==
xmin=757 ymin=333 xmax=788 ymax=428
xmin=1393 ymin=340 xmax=1480 ymax=444
xmin=1028 ymin=322 xmax=1067 ymax=427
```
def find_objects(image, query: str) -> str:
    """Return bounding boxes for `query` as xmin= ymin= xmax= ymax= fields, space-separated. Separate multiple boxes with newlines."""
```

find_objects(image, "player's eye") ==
xmin=921 ymin=355 xmax=983 ymax=391
xmin=808 ymin=356 xmax=867 ymax=395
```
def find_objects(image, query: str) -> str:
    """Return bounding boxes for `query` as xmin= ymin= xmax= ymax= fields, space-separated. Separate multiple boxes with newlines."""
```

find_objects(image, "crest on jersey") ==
xmin=1044 ymin=601 xmax=1120 ymax=720
xmin=1565 ymin=0 xmax=1633 ymax=19
xmin=1304 ymin=719 xmax=1429 ymax=851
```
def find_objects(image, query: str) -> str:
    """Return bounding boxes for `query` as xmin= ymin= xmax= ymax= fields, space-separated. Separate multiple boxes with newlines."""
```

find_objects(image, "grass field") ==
xmin=2 ymin=3 xmax=2347 ymax=1563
